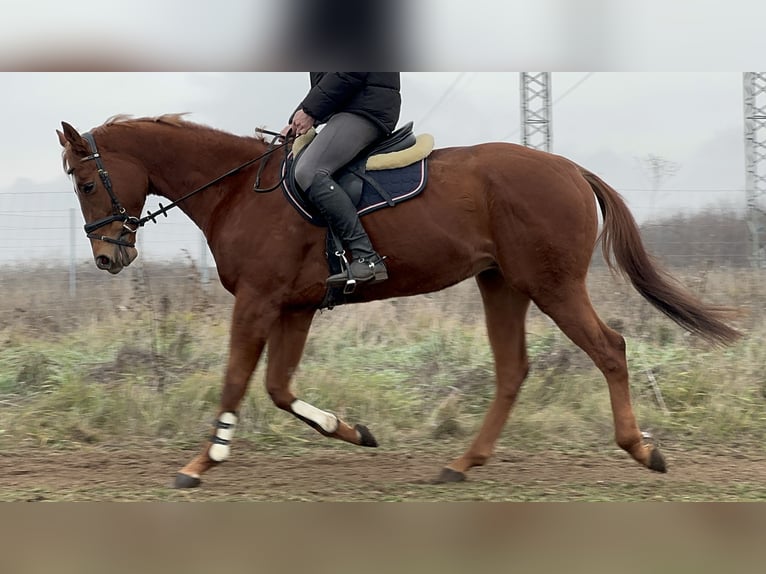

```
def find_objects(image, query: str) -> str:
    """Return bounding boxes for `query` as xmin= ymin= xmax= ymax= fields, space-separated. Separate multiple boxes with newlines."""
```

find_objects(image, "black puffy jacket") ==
xmin=298 ymin=72 xmax=401 ymax=135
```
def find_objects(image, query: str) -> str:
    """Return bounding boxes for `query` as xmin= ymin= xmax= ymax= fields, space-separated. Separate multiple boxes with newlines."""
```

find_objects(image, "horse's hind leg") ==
xmin=265 ymin=308 xmax=378 ymax=448
xmin=437 ymin=270 xmax=531 ymax=482
xmin=535 ymin=281 xmax=667 ymax=473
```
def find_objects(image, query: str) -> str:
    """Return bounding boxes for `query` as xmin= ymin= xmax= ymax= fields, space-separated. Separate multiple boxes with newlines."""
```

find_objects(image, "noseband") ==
xmin=73 ymin=129 xmax=291 ymax=249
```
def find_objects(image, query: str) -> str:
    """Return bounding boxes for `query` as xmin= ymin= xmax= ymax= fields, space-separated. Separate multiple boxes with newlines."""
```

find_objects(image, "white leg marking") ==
xmin=209 ymin=412 xmax=237 ymax=462
xmin=291 ymin=399 xmax=339 ymax=434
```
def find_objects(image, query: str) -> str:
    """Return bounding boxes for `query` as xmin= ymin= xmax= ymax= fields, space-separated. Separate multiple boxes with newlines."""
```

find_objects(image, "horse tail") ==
xmin=580 ymin=168 xmax=741 ymax=346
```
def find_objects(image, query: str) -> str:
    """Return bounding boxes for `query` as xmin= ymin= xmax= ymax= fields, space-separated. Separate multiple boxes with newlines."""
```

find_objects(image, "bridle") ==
xmin=70 ymin=128 xmax=292 ymax=248
xmin=75 ymin=132 xmax=141 ymax=248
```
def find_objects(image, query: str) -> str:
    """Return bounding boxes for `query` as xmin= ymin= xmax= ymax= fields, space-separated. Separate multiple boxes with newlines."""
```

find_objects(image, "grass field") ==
xmin=1 ymin=262 xmax=764 ymax=500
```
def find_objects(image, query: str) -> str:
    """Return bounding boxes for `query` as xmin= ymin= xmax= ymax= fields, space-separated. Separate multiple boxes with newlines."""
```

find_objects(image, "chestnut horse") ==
xmin=57 ymin=115 xmax=739 ymax=488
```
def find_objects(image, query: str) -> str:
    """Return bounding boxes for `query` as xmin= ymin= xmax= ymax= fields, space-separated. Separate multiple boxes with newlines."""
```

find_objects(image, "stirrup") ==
xmin=327 ymin=248 xmax=357 ymax=294
xmin=326 ymin=267 xmax=360 ymax=294
xmin=343 ymin=278 xmax=357 ymax=295
xmin=326 ymin=256 xmax=387 ymax=293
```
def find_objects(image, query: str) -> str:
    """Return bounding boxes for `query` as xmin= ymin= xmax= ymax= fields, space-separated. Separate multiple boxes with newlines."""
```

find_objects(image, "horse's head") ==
xmin=57 ymin=121 xmax=147 ymax=274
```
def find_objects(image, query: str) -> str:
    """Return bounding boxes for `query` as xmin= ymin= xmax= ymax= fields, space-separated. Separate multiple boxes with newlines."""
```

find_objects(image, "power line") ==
xmin=552 ymin=72 xmax=595 ymax=106
xmin=417 ymin=72 xmax=471 ymax=128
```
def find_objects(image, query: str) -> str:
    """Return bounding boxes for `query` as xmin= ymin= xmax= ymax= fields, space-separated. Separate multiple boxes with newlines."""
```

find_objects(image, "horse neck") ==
xmin=108 ymin=123 xmax=275 ymax=234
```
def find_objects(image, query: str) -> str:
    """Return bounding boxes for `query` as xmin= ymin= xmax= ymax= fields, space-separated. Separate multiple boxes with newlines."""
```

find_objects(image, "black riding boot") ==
xmin=307 ymin=173 xmax=388 ymax=287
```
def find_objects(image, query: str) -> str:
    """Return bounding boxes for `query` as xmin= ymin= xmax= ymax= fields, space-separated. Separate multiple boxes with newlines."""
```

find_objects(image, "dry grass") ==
xmin=0 ymin=261 xmax=764 ymax=453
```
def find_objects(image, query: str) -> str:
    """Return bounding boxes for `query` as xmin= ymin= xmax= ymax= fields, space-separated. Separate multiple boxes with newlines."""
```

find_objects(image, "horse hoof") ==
xmin=173 ymin=472 xmax=202 ymax=489
xmin=355 ymin=424 xmax=378 ymax=448
xmin=433 ymin=467 xmax=466 ymax=484
xmin=648 ymin=448 xmax=667 ymax=473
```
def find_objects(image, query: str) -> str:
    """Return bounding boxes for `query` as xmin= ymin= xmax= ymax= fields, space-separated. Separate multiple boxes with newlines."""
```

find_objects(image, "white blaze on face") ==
xmin=209 ymin=412 xmax=237 ymax=462
xmin=291 ymin=399 xmax=339 ymax=434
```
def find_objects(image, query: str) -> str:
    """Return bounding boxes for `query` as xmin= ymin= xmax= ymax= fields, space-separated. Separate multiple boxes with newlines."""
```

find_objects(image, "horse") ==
xmin=57 ymin=114 xmax=740 ymax=489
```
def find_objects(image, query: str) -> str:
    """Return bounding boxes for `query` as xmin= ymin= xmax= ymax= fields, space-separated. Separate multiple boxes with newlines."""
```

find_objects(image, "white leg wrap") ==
xmin=209 ymin=412 xmax=237 ymax=462
xmin=291 ymin=399 xmax=339 ymax=434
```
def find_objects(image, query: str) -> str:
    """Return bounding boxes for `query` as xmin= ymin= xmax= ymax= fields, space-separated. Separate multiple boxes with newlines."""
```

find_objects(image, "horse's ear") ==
xmin=60 ymin=121 xmax=89 ymax=154
xmin=56 ymin=129 xmax=67 ymax=147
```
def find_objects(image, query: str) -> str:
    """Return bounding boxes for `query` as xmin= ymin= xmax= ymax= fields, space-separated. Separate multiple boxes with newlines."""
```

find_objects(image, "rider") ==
xmin=284 ymin=72 xmax=401 ymax=287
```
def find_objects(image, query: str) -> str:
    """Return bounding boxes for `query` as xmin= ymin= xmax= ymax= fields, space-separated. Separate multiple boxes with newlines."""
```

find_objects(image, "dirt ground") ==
xmin=1 ymin=440 xmax=765 ymax=501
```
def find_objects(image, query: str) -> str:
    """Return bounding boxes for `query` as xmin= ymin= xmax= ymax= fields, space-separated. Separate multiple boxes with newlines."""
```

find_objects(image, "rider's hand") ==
xmin=290 ymin=109 xmax=315 ymax=136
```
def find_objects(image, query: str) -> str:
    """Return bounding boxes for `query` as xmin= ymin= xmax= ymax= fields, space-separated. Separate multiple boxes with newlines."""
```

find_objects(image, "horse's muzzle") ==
xmin=94 ymin=245 xmax=138 ymax=274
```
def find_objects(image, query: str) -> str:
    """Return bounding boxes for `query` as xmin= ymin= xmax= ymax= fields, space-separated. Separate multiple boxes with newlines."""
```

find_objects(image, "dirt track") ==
xmin=2 ymin=440 xmax=765 ymax=501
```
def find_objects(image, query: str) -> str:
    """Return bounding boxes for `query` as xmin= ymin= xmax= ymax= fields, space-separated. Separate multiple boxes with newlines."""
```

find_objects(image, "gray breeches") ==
xmin=294 ymin=112 xmax=381 ymax=191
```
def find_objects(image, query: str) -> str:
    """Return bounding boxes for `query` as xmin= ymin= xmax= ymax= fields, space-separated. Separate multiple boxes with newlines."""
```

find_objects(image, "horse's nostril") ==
xmin=96 ymin=255 xmax=111 ymax=269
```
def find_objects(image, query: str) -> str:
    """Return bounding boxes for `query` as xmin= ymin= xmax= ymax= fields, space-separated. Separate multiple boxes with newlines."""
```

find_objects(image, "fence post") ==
xmin=69 ymin=208 xmax=76 ymax=297
xmin=200 ymin=231 xmax=210 ymax=287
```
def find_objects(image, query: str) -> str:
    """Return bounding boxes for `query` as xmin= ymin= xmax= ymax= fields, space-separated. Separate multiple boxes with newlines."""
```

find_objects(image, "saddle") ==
xmin=280 ymin=121 xmax=434 ymax=310
xmin=282 ymin=121 xmax=433 ymax=226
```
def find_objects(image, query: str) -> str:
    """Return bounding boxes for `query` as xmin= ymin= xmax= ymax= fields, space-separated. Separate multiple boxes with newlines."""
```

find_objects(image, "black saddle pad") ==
xmin=281 ymin=155 xmax=428 ymax=226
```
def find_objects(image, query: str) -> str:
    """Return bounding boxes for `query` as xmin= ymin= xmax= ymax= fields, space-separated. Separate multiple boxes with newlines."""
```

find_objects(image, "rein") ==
xmin=77 ymin=128 xmax=292 ymax=247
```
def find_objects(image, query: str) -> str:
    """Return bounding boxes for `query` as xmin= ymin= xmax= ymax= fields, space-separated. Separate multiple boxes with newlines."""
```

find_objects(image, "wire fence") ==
xmin=0 ymin=188 xmax=761 ymax=322
xmin=1 ymin=188 xmax=757 ymax=263
xmin=0 ymin=192 xmax=211 ymax=268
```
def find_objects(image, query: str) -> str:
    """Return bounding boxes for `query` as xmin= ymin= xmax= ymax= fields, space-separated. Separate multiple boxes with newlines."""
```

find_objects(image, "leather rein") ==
xmin=72 ymin=128 xmax=291 ymax=248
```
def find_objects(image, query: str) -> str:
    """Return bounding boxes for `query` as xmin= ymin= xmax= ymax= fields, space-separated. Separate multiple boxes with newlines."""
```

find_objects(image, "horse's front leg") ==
xmin=174 ymin=295 xmax=277 ymax=488
xmin=265 ymin=308 xmax=378 ymax=448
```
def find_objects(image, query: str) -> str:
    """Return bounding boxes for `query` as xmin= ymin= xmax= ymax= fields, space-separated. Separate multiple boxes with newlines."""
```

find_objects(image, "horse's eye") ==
xmin=79 ymin=182 xmax=96 ymax=195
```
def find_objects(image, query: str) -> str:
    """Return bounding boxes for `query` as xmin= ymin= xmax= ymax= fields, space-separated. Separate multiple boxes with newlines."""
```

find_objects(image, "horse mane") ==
xmin=93 ymin=113 xmax=267 ymax=142
xmin=97 ymin=113 xmax=195 ymax=130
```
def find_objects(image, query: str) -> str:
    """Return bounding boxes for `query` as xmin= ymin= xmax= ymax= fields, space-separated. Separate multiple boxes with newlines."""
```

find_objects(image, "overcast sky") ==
xmin=0 ymin=72 xmax=748 ymax=193
xmin=2 ymin=0 xmax=765 ymax=263
xmin=0 ymin=72 xmax=756 ymax=263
